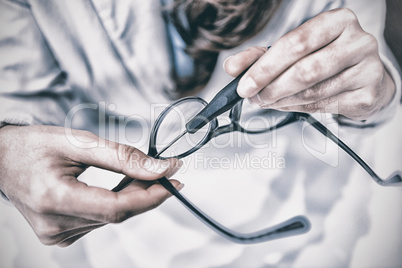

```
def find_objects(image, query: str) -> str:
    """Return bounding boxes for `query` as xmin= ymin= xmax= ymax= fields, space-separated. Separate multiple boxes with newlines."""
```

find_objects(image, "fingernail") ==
xmin=165 ymin=160 xmax=183 ymax=178
xmin=223 ymin=56 xmax=233 ymax=73
xmin=238 ymin=76 xmax=258 ymax=98
xmin=176 ymin=183 xmax=185 ymax=191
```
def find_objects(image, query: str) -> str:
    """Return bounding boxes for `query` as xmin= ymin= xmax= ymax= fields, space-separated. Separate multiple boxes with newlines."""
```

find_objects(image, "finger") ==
xmin=252 ymin=31 xmax=377 ymax=106
xmin=223 ymin=47 xmax=267 ymax=77
xmin=251 ymin=38 xmax=365 ymax=106
xmin=111 ymin=175 xmax=171 ymax=193
xmin=237 ymin=8 xmax=361 ymax=98
xmin=63 ymin=129 xmax=183 ymax=181
xmin=259 ymin=64 xmax=359 ymax=109
xmin=275 ymin=87 xmax=381 ymax=120
xmin=119 ymin=179 xmax=157 ymax=193
xmin=53 ymin=178 xmax=184 ymax=223
xmin=259 ymin=55 xmax=383 ymax=110
xmin=55 ymin=179 xmax=179 ymax=246
xmin=111 ymin=178 xmax=184 ymax=215
xmin=275 ymin=97 xmax=341 ymax=114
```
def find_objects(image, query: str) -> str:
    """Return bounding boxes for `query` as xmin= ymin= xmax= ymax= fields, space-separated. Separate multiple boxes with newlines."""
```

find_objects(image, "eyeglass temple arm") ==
xmin=157 ymin=177 xmax=310 ymax=244
xmin=303 ymin=114 xmax=402 ymax=186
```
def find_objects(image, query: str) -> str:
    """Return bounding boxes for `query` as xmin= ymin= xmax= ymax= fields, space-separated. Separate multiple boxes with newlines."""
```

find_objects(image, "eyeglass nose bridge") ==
xmin=211 ymin=121 xmax=242 ymax=139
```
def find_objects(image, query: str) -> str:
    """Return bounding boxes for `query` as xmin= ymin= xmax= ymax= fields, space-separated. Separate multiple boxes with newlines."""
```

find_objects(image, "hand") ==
xmin=225 ymin=8 xmax=396 ymax=121
xmin=0 ymin=125 xmax=183 ymax=247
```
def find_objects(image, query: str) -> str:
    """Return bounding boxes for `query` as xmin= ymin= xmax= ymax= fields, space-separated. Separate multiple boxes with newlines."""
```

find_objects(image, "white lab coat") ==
xmin=0 ymin=0 xmax=401 ymax=267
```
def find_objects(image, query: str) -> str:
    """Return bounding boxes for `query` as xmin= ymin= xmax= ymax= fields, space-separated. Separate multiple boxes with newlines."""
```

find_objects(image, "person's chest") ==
xmin=29 ymin=0 xmax=174 ymax=117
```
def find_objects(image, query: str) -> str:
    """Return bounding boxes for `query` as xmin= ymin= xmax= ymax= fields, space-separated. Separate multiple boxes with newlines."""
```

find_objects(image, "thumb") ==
xmin=63 ymin=130 xmax=182 ymax=180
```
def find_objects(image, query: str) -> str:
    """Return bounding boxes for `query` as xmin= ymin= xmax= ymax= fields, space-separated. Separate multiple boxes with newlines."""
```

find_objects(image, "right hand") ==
xmin=0 ymin=125 xmax=183 ymax=247
xmin=226 ymin=8 xmax=395 ymax=121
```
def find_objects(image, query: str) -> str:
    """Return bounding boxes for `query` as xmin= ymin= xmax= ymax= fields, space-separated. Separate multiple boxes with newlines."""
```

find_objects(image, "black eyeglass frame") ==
xmin=147 ymin=96 xmax=401 ymax=244
xmin=148 ymin=97 xmax=311 ymax=244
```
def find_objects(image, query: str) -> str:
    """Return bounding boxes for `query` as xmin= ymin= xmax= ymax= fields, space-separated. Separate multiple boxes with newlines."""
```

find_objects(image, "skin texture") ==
xmin=0 ymin=125 xmax=183 ymax=247
xmin=225 ymin=8 xmax=396 ymax=121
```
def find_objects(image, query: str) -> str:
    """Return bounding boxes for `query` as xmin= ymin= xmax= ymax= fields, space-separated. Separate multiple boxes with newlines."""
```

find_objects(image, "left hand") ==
xmin=0 ymin=125 xmax=183 ymax=247
xmin=224 ymin=8 xmax=396 ymax=121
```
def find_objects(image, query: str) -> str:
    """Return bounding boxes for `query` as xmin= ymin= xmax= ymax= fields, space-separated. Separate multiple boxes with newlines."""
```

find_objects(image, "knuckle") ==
xmin=283 ymin=31 xmax=308 ymax=55
xmin=253 ymin=60 xmax=272 ymax=81
xmin=30 ymin=182 xmax=69 ymax=214
xmin=357 ymin=90 xmax=377 ymax=111
xmin=338 ymin=8 xmax=358 ymax=24
xmin=360 ymin=33 xmax=378 ymax=52
xmin=300 ymin=88 xmax=318 ymax=102
xmin=30 ymin=189 xmax=53 ymax=214
xmin=368 ymin=61 xmax=384 ymax=84
xmin=30 ymin=201 xmax=46 ymax=214
xmin=294 ymin=58 xmax=321 ymax=85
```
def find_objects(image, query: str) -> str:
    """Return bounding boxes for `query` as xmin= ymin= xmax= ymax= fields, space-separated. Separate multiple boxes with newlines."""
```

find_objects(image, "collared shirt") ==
xmin=0 ymin=0 xmax=401 ymax=267
xmin=0 ymin=0 xmax=400 ymax=131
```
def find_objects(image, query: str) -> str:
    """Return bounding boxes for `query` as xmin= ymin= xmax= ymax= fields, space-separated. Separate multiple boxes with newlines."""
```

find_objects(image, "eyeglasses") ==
xmin=146 ymin=94 xmax=401 ymax=244
xmin=146 ymin=47 xmax=401 ymax=243
xmin=147 ymin=97 xmax=310 ymax=244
